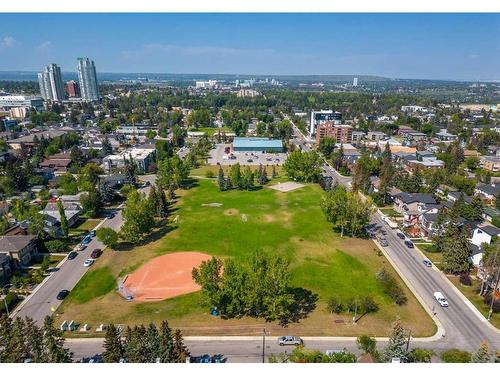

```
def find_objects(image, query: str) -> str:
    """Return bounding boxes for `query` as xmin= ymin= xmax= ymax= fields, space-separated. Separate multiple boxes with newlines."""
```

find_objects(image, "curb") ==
xmin=10 ymin=217 xmax=109 ymax=318
xmin=372 ymin=238 xmax=445 ymax=341
xmin=413 ymin=243 xmax=500 ymax=335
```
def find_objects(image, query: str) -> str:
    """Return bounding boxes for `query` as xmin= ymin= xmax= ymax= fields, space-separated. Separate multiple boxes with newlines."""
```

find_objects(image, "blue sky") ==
xmin=0 ymin=13 xmax=499 ymax=80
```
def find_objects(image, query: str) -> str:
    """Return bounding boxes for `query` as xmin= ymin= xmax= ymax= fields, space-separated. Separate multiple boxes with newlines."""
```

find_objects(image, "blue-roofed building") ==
xmin=232 ymin=137 xmax=283 ymax=152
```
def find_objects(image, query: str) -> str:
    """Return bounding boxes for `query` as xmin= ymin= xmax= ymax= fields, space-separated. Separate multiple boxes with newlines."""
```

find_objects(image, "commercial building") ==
xmin=66 ymin=80 xmax=81 ymax=98
xmin=195 ymin=80 xmax=217 ymax=89
xmin=38 ymin=63 xmax=65 ymax=101
xmin=232 ymin=137 xmax=283 ymax=152
xmin=353 ymin=77 xmax=358 ymax=87
xmin=236 ymin=89 xmax=261 ymax=98
xmin=0 ymin=95 xmax=44 ymax=111
xmin=77 ymin=57 xmax=99 ymax=102
xmin=116 ymin=123 xmax=158 ymax=139
xmin=315 ymin=122 xmax=353 ymax=144
xmin=9 ymin=107 xmax=28 ymax=119
xmin=309 ymin=110 xmax=342 ymax=137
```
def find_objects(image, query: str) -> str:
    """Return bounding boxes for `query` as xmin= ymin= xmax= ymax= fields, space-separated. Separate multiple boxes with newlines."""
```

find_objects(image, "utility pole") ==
xmin=488 ymin=266 xmax=500 ymax=321
xmin=406 ymin=328 xmax=412 ymax=352
xmin=262 ymin=328 xmax=266 ymax=363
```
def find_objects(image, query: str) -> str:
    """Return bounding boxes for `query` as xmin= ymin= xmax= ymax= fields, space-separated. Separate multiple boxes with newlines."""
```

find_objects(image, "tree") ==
xmin=96 ymin=227 xmax=119 ymax=248
xmin=441 ymin=348 xmax=471 ymax=363
xmin=319 ymin=137 xmax=336 ymax=158
xmin=101 ymin=137 xmax=112 ymax=156
xmin=103 ymin=324 xmax=124 ymax=363
xmin=158 ymin=321 xmax=174 ymax=363
xmin=172 ymin=124 xmax=187 ymax=147
xmin=70 ymin=145 xmax=84 ymax=167
xmin=466 ymin=194 xmax=484 ymax=221
xmin=191 ymin=257 xmax=225 ymax=308
xmin=157 ymin=186 xmax=169 ymax=218
xmin=120 ymin=189 xmax=155 ymax=243
xmin=144 ymin=323 xmax=161 ymax=362
xmin=242 ymin=166 xmax=254 ymax=190
xmin=229 ymin=163 xmax=243 ymax=189
xmin=407 ymin=348 xmax=433 ymax=363
xmin=80 ymin=186 xmax=102 ymax=218
xmin=321 ymin=185 xmax=373 ymax=237
xmin=57 ymin=200 xmax=68 ymax=238
xmin=42 ymin=316 xmax=71 ymax=362
xmin=357 ymin=335 xmax=377 ymax=355
xmin=442 ymin=224 xmax=472 ymax=274
xmin=382 ymin=319 xmax=408 ymax=362
xmin=157 ymin=156 xmax=190 ymax=191
xmin=172 ymin=329 xmax=190 ymax=363
xmin=217 ymin=167 xmax=226 ymax=191
xmin=471 ymin=341 xmax=490 ymax=363
xmin=378 ymin=143 xmax=395 ymax=203
xmin=283 ymin=150 xmax=322 ymax=183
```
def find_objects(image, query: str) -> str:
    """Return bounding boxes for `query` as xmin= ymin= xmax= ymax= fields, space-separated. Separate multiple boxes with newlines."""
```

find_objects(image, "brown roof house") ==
xmin=0 ymin=235 xmax=38 ymax=268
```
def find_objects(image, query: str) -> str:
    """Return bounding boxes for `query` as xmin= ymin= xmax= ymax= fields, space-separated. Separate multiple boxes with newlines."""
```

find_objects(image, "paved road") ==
xmin=287 ymin=117 xmax=500 ymax=352
xmin=12 ymin=181 xmax=154 ymax=325
xmin=12 ymin=210 xmax=124 ymax=324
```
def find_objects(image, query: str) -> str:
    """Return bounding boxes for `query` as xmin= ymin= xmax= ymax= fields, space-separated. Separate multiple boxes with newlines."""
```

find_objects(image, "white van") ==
xmin=434 ymin=292 xmax=449 ymax=307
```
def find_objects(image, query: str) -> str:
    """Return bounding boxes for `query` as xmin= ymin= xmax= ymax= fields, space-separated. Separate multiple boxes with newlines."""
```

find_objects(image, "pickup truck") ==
xmin=278 ymin=336 xmax=303 ymax=346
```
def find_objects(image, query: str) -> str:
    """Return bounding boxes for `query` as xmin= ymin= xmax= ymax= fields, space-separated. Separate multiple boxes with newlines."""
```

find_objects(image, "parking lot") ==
xmin=208 ymin=143 xmax=288 ymax=166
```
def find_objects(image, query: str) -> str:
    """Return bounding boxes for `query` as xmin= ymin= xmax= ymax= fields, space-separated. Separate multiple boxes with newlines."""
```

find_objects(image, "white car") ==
xmin=434 ymin=292 xmax=449 ymax=307
xmin=278 ymin=336 xmax=303 ymax=346
xmin=83 ymin=259 xmax=95 ymax=267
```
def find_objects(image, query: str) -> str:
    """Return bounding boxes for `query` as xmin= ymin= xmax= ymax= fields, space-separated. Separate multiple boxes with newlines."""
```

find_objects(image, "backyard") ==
xmin=57 ymin=171 xmax=435 ymax=337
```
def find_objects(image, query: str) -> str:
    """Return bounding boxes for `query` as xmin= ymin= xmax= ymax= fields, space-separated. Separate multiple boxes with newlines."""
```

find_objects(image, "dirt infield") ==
xmin=122 ymin=252 xmax=212 ymax=301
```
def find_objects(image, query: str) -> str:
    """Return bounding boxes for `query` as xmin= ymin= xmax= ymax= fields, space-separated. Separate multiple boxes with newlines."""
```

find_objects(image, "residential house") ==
xmin=0 ymin=235 xmax=38 ymax=268
xmin=480 ymin=156 xmax=500 ymax=172
xmin=470 ymin=225 xmax=500 ymax=266
xmin=475 ymin=183 xmax=500 ymax=202
xmin=39 ymin=152 xmax=73 ymax=174
xmin=483 ymin=207 xmax=500 ymax=223
xmin=0 ymin=253 xmax=11 ymax=281
xmin=41 ymin=201 xmax=81 ymax=228
xmin=393 ymin=193 xmax=437 ymax=236
xmin=351 ymin=131 xmax=365 ymax=144
xmin=435 ymin=129 xmax=457 ymax=142
xmin=367 ymin=131 xmax=386 ymax=142
xmin=420 ymin=212 xmax=439 ymax=240
xmin=404 ymin=131 xmax=428 ymax=146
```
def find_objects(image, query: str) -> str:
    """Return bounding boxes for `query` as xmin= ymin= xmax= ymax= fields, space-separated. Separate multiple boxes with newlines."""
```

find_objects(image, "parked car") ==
xmin=83 ymin=259 xmax=95 ymax=267
xmin=423 ymin=260 xmax=433 ymax=267
xmin=247 ymin=159 xmax=253 ymax=162
xmin=379 ymin=237 xmax=389 ymax=247
xmin=434 ymin=292 xmax=449 ymax=307
xmin=211 ymin=355 xmax=224 ymax=363
xmin=404 ymin=240 xmax=414 ymax=249
xmin=68 ymin=251 xmax=78 ymax=260
xmin=396 ymin=232 xmax=406 ymax=240
xmin=89 ymin=230 xmax=96 ymax=237
xmin=278 ymin=336 xmax=303 ymax=346
xmin=91 ymin=249 xmax=102 ymax=259
xmin=77 ymin=243 xmax=87 ymax=251
xmin=106 ymin=212 xmax=115 ymax=219
xmin=56 ymin=289 xmax=69 ymax=300
xmin=380 ymin=228 xmax=387 ymax=235
xmin=82 ymin=236 xmax=92 ymax=245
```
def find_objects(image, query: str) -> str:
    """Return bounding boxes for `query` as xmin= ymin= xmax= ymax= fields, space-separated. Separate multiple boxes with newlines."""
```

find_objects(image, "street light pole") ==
xmin=261 ymin=328 xmax=267 ymax=363
xmin=406 ymin=328 xmax=412 ymax=352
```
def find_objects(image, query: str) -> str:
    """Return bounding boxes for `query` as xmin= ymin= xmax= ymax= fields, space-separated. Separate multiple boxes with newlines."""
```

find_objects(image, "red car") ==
xmin=90 ymin=249 xmax=103 ymax=259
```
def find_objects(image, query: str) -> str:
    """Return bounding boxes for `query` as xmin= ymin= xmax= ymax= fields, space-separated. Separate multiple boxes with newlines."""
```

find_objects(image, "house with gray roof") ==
xmin=0 ymin=235 xmax=38 ymax=268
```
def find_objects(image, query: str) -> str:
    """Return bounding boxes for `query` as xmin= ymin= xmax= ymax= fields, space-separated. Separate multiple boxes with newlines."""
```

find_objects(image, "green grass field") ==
xmin=57 ymin=173 xmax=435 ymax=337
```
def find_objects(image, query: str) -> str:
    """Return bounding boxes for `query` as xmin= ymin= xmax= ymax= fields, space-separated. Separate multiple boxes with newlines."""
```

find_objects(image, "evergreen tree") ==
xmin=382 ymin=319 xmax=408 ymax=362
xmin=471 ymin=341 xmax=490 ymax=363
xmin=378 ymin=143 xmax=394 ymax=203
xmin=218 ymin=167 xmax=226 ymax=191
xmin=0 ymin=314 xmax=13 ymax=362
xmin=144 ymin=323 xmax=161 ymax=362
xmin=57 ymin=200 xmax=68 ymax=238
xmin=147 ymin=184 xmax=160 ymax=217
xmin=24 ymin=317 xmax=44 ymax=362
xmin=42 ymin=315 xmax=71 ymax=362
xmin=467 ymin=195 xmax=484 ymax=221
xmin=102 ymin=324 xmax=124 ymax=363
xmin=229 ymin=163 xmax=242 ymax=189
xmin=9 ymin=317 xmax=27 ymax=362
xmin=159 ymin=321 xmax=174 ymax=363
xmin=172 ymin=329 xmax=190 ymax=363
xmin=101 ymin=137 xmax=112 ymax=157
xmin=158 ymin=185 xmax=169 ymax=218
xmin=442 ymin=224 xmax=472 ymax=274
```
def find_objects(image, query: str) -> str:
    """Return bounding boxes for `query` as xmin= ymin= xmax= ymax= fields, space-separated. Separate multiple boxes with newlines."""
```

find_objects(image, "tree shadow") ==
xmin=113 ymin=223 xmax=178 ymax=252
xmin=184 ymin=178 xmax=200 ymax=190
xmin=280 ymin=287 xmax=319 ymax=326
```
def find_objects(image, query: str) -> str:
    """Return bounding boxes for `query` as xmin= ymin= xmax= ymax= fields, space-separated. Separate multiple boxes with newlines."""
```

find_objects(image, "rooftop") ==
xmin=233 ymin=137 xmax=283 ymax=149
xmin=0 ymin=235 xmax=35 ymax=252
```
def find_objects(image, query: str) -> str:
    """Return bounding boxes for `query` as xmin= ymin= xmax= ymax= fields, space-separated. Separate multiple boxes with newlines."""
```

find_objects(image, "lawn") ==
xmin=57 ymin=176 xmax=435 ymax=337
xmin=378 ymin=207 xmax=403 ymax=218
xmin=69 ymin=218 xmax=101 ymax=238
xmin=448 ymin=276 xmax=500 ymax=329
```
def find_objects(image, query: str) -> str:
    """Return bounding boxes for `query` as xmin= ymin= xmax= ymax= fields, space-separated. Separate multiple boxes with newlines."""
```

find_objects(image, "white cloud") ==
xmin=0 ymin=36 xmax=15 ymax=48
xmin=36 ymin=41 xmax=52 ymax=52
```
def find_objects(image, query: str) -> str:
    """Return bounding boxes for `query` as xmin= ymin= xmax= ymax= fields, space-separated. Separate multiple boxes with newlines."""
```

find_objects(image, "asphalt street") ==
xmin=12 ymin=181 xmax=153 ymax=325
